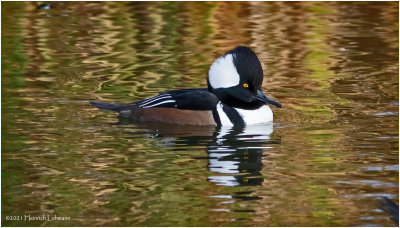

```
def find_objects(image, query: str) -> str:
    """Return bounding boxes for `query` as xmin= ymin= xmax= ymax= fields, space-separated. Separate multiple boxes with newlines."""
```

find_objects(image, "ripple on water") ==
xmin=2 ymin=1 xmax=398 ymax=227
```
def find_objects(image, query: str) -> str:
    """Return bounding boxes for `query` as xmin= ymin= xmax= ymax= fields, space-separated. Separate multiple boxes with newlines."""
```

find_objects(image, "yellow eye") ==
xmin=243 ymin=83 xmax=249 ymax=88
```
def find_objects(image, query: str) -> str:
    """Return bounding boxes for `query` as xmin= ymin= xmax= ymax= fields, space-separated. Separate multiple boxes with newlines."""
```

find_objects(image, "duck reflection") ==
xmin=208 ymin=124 xmax=275 ymax=186
xmin=118 ymin=118 xmax=279 ymax=187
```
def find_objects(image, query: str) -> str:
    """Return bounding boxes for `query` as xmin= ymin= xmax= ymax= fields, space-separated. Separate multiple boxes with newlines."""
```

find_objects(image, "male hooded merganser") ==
xmin=90 ymin=46 xmax=281 ymax=126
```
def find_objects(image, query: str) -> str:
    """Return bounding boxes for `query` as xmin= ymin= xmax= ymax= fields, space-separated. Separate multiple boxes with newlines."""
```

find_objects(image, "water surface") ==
xmin=2 ymin=2 xmax=398 ymax=226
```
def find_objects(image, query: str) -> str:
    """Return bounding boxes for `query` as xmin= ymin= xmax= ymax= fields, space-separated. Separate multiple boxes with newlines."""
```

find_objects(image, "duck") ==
xmin=90 ymin=46 xmax=281 ymax=126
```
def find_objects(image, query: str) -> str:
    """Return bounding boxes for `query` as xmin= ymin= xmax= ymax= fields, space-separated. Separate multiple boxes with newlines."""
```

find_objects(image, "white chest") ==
xmin=216 ymin=103 xmax=273 ymax=126
xmin=235 ymin=105 xmax=273 ymax=125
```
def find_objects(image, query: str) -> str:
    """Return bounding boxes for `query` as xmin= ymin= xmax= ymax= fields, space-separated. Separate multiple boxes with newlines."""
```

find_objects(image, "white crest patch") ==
xmin=208 ymin=54 xmax=240 ymax=89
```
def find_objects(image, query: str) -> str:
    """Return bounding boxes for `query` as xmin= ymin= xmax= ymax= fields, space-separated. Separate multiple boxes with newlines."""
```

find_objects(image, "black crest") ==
xmin=227 ymin=46 xmax=264 ymax=90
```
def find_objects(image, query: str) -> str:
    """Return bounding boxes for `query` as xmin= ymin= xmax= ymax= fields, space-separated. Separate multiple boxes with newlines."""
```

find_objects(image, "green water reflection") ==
xmin=2 ymin=1 xmax=398 ymax=226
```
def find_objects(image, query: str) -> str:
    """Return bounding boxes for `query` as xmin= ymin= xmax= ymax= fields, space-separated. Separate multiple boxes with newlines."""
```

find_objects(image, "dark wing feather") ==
xmin=138 ymin=89 xmax=219 ymax=110
xmin=90 ymin=100 xmax=137 ymax=112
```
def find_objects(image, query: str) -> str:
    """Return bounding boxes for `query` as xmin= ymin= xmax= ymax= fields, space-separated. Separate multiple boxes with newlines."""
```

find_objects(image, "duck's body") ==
xmin=91 ymin=89 xmax=217 ymax=125
xmin=90 ymin=46 xmax=281 ymax=126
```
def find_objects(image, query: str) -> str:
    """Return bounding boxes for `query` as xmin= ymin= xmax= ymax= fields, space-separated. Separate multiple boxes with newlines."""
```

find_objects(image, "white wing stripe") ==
xmin=141 ymin=100 xmax=175 ymax=108
xmin=139 ymin=98 xmax=172 ymax=107
xmin=140 ymin=94 xmax=171 ymax=104
xmin=139 ymin=95 xmax=172 ymax=107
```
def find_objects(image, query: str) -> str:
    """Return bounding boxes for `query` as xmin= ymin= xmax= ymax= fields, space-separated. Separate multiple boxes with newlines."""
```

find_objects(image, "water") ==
xmin=2 ymin=2 xmax=398 ymax=226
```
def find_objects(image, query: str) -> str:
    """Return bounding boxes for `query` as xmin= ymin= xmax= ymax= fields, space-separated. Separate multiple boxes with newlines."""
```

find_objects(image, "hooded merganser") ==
xmin=90 ymin=46 xmax=281 ymax=126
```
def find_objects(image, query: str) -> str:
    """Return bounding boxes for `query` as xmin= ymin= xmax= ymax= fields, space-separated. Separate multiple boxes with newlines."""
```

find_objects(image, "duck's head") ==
xmin=208 ymin=46 xmax=281 ymax=110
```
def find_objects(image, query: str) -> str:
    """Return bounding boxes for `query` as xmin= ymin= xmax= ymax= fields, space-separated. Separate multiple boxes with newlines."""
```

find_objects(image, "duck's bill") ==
xmin=255 ymin=90 xmax=282 ymax=108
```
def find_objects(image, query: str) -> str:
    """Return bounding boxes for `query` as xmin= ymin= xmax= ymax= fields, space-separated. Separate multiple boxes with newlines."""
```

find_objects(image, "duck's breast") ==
xmin=234 ymin=105 xmax=273 ymax=125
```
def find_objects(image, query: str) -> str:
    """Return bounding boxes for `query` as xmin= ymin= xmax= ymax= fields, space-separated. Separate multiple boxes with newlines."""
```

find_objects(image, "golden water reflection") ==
xmin=2 ymin=1 xmax=398 ymax=226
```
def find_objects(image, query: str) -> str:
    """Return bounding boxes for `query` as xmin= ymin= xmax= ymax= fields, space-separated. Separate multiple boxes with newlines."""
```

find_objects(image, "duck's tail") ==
xmin=89 ymin=101 xmax=137 ymax=112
